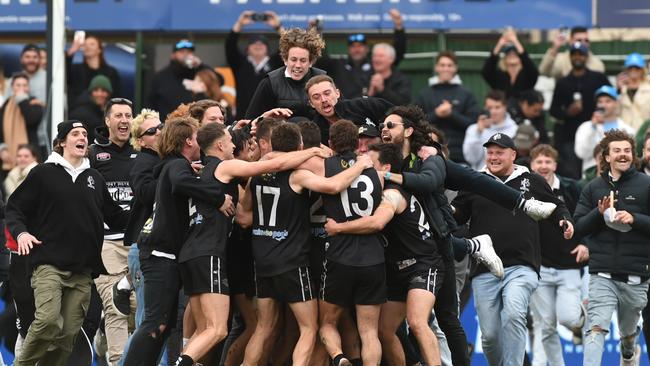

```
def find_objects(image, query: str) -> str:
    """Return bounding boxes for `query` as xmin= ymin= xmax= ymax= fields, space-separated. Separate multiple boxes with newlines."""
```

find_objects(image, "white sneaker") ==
xmin=523 ymin=198 xmax=556 ymax=221
xmin=620 ymin=344 xmax=641 ymax=366
xmin=471 ymin=234 xmax=504 ymax=279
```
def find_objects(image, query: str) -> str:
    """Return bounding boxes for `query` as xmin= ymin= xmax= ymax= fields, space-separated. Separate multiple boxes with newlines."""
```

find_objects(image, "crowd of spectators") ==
xmin=1 ymin=14 xmax=650 ymax=366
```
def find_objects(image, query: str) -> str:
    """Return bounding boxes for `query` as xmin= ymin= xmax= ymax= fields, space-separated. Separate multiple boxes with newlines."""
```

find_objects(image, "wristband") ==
xmin=385 ymin=171 xmax=392 ymax=181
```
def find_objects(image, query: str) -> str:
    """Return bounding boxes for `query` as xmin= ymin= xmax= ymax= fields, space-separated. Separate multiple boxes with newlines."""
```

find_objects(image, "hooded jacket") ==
xmin=452 ymin=165 xmax=570 ymax=276
xmin=6 ymin=152 xmax=128 ymax=275
xmin=574 ymin=167 xmax=650 ymax=276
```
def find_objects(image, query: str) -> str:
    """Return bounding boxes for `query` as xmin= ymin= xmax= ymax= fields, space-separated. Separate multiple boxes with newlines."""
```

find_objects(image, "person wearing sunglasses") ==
xmin=539 ymin=26 xmax=605 ymax=81
xmin=146 ymin=39 xmax=209 ymax=121
xmin=86 ymin=96 xmax=138 ymax=364
xmin=118 ymin=108 xmax=163 ymax=362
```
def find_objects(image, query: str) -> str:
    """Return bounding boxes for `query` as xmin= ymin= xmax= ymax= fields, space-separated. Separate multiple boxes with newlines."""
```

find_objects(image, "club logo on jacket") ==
xmin=96 ymin=152 xmax=111 ymax=161
xmin=519 ymin=178 xmax=530 ymax=193
xmin=87 ymin=176 xmax=95 ymax=190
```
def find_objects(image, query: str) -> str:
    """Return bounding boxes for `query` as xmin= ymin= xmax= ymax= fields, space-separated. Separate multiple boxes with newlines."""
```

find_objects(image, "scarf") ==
xmin=2 ymin=97 xmax=29 ymax=165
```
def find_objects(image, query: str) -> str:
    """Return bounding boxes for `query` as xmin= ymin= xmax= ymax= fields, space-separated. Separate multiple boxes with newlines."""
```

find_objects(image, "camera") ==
xmin=250 ymin=13 xmax=269 ymax=22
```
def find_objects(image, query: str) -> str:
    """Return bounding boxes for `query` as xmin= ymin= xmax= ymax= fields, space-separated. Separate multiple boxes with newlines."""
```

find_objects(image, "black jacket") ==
xmin=146 ymin=61 xmax=208 ymax=121
xmin=225 ymin=30 xmax=283 ymax=119
xmin=400 ymin=154 xmax=453 ymax=261
xmin=482 ymin=51 xmax=539 ymax=100
xmin=0 ymin=96 xmax=44 ymax=147
xmin=124 ymin=148 xmax=160 ymax=246
xmin=69 ymin=93 xmax=105 ymax=143
xmin=370 ymin=70 xmax=411 ymax=106
xmin=140 ymin=155 xmax=225 ymax=258
xmin=315 ymin=29 xmax=406 ymax=100
xmin=6 ymin=158 xmax=128 ymax=275
xmin=549 ymin=69 xmax=611 ymax=144
xmin=415 ymin=82 xmax=480 ymax=164
xmin=539 ymin=175 xmax=582 ymax=269
xmin=453 ymin=166 xmax=570 ymax=276
xmin=244 ymin=66 xmax=326 ymax=120
xmin=88 ymin=133 xmax=137 ymax=240
xmin=313 ymin=97 xmax=394 ymax=145
xmin=66 ymin=56 xmax=122 ymax=109
xmin=574 ymin=168 xmax=650 ymax=276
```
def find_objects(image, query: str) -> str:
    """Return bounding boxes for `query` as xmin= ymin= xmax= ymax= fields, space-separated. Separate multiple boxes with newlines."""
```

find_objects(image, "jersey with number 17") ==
xmin=250 ymin=170 xmax=312 ymax=277
xmin=322 ymin=153 xmax=384 ymax=267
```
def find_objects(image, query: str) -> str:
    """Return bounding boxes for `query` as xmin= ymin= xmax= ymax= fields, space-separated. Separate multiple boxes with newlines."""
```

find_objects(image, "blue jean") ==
xmin=529 ymin=266 xmax=583 ymax=366
xmin=583 ymin=275 xmax=648 ymax=366
xmin=473 ymin=265 xmax=538 ymax=366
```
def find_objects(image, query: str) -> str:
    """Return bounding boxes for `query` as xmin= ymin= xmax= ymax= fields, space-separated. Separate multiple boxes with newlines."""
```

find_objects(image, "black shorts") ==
xmin=227 ymin=228 xmax=255 ymax=297
xmin=320 ymin=260 xmax=386 ymax=306
xmin=255 ymin=266 xmax=315 ymax=303
xmin=179 ymin=256 xmax=229 ymax=296
xmin=309 ymin=237 xmax=327 ymax=291
xmin=386 ymin=260 xmax=444 ymax=302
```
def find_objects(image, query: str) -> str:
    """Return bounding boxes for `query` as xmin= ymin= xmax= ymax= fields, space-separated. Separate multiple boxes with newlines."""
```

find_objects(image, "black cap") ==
xmin=358 ymin=125 xmax=380 ymax=138
xmin=569 ymin=41 xmax=589 ymax=55
xmin=248 ymin=34 xmax=269 ymax=48
xmin=483 ymin=132 xmax=515 ymax=149
xmin=21 ymin=44 xmax=39 ymax=55
xmin=56 ymin=120 xmax=87 ymax=140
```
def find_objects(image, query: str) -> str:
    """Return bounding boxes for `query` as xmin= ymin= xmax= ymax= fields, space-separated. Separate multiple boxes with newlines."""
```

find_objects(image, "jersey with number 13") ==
xmin=322 ymin=153 xmax=384 ymax=267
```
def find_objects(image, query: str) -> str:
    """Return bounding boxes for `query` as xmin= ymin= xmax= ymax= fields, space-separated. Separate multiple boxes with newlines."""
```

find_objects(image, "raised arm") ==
xmin=217 ymin=147 xmax=326 ymax=182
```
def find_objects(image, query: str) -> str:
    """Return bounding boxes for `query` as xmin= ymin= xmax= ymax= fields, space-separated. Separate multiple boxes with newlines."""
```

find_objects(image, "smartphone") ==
xmin=74 ymin=30 xmax=86 ymax=44
xmin=479 ymin=109 xmax=490 ymax=119
xmin=250 ymin=13 xmax=269 ymax=22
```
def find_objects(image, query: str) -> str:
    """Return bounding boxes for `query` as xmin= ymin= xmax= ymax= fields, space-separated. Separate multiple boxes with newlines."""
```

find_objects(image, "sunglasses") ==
xmin=139 ymin=124 xmax=163 ymax=138
xmin=379 ymin=121 xmax=404 ymax=130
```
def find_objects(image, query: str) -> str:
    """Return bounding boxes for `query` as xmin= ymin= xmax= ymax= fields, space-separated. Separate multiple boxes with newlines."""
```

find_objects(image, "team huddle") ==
xmin=6 ymin=22 xmax=650 ymax=366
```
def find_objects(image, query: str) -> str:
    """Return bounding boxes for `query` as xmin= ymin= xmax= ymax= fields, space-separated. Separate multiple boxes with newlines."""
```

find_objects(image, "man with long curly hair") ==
xmin=245 ymin=27 xmax=326 ymax=120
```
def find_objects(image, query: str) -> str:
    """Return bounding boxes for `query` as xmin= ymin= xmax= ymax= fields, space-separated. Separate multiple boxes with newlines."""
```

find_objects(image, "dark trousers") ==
xmin=434 ymin=258 xmax=469 ymax=366
xmin=446 ymin=160 xmax=522 ymax=211
xmin=122 ymin=255 xmax=180 ymax=366
xmin=9 ymin=253 xmax=35 ymax=339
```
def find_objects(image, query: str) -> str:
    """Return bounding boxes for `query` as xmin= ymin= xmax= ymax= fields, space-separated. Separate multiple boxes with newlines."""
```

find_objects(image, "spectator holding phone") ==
xmin=146 ymin=39 xmax=209 ymax=120
xmin=574 ymin=86 xmax=635 ymax=175
xmin=481 ymin=28 xmax=538 ymax=101
xmin=226 ymin=10 xmax=284 ymax=119
xmin=66 ymin=33 xmax=122 ymax=110
xmin=539 ymin=27 xmax=605 ymax=80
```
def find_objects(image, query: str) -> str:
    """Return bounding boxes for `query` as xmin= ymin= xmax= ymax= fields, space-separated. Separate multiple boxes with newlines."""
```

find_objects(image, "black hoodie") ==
xmin=88 ymin=126 xmax=137 ymax=241
xmin=453 ymin=165 xmax=570 ymax=276
xmin=140 ymin=154 xmax=225 ymax=258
